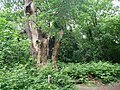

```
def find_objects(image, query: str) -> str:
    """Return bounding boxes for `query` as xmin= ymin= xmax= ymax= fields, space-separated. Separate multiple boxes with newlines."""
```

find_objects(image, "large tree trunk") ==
xmin=24 ymin=0 xmax=49 ymax=66
xmin=24 ymin=0 xmax=63 ymax=68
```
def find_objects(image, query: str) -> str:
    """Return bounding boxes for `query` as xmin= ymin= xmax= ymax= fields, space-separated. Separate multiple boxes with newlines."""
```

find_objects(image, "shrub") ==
xmin=0 ymin=18 xmax=30 ymax=68
xmin=0 ymin=64 xmax=76 ymax=90
xmin=60 ymin=61 xmax=120 ymax=84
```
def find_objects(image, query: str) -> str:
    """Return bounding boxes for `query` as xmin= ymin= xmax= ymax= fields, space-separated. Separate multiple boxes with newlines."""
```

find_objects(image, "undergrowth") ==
xmin=0 ymin=63 xmax=75 ymax=90
xmin=59 ymin=61 xmax=120 ymax=84
xmin=0 ymin=61 xmax=120 ymax=90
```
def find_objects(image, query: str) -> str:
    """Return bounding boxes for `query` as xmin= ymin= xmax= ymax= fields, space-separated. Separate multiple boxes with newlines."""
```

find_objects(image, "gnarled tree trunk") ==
xmin=24 ymin=0 xmax=63 ymax=68
xmin=24 ymin=0 xmax=49 ymax=66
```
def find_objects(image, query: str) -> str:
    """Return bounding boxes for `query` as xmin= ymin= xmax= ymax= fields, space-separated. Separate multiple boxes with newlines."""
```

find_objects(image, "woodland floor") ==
xmin=77 ymin=82 xmax=120 ymax=90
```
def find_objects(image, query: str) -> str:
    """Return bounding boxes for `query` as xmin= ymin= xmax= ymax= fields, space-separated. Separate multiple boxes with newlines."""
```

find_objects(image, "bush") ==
xmin=60 ymin=61 xmax=120 ymax=84
xmin=0 ymin=18 xmax=30 ymax=68
xmin=0 ymin=64 xmax=76 ymax=90
xmin=58 ymin=31 xmax=79 ymax=62
xmin=0 ymin=61 xmax=120 ymax=90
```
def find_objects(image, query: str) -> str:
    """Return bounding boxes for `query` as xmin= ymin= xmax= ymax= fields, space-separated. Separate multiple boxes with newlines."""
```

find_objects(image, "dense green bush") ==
xmin=58 ymin=15 xmax=120 ymax=63
xmin=0 ymin=64 xmax=76 ymax=90
xmin=58 ymin=31 xmax=79 ymax=62
xmin=60 ymin=61 xmax=120 ymax=84
xmin=0 ymin=61 xmax=120 ymax=90
xmin=0 ymin=18 xmax=30 ymax=68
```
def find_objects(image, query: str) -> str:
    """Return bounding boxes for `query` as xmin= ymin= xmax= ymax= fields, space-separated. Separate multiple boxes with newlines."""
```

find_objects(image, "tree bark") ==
xmin=24 ymin=0 xmax=49 ymax=66
xmin=52 ymin=31 xmax=63 ymax=68
xmin=24 ymin=0 xmax=63 ymax=68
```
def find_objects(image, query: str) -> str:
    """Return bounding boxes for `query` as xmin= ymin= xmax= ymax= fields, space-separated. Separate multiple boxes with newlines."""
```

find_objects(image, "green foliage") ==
xmin=0 ymin=17 xmax=30 ymax=68
xmin=58 ymin=31 xmax=79 ymax=62
xmin=61 ymin=61 xmax=120 ymax=84
xmin=0 ymin=61 xmax=119 ymax=90
xmin=0 ymin=64 xmax=76 ymax=90
xmin=0 ymin=0 xmax=120 ymax=89
xmin=1 ymin=0 xmax=120 ymax=64
xmin=28 ymin=0 xmax=120 ymax=63
xmin=56 ymin=0 xmax=120 ymax=63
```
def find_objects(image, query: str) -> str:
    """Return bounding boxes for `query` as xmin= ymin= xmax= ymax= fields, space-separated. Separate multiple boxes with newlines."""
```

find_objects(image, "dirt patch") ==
xmin=77 ymin=82 xmax=120 ymax=90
